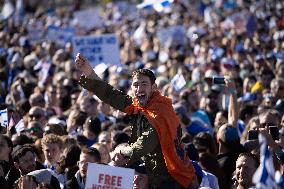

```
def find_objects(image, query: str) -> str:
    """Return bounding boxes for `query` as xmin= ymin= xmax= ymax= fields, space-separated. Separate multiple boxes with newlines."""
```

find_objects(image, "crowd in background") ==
xmin=0 ymin=0 xmax=284 ymax=188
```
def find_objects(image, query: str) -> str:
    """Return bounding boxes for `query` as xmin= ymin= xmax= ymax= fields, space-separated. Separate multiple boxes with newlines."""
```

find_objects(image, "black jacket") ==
xmin=64 ymin=171 xmax=84 ymax=189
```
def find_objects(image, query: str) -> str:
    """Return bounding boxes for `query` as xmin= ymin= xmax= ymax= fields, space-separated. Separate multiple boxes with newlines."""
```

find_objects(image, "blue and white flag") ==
xmin=0 ymin=108 xmax=8 ymax=128
xmin=14 ymin=0 xmax=25 ymax=26
xmin=252 ymin=134 xmax=280 ymax=189
xmin=0 ymin=0 xmax=14 ymax=21
xmin=38 ymin=60 xmax=51 ymax=88
xmin=171 ymin=73 xmax=186 ymax=92
xmin=237 ymin=120 xmax=245 ymax=137
xmin=15 ymin=119 xmax=25 ymax=133
xmin=137 ymin=0 xmax=174 ymax=12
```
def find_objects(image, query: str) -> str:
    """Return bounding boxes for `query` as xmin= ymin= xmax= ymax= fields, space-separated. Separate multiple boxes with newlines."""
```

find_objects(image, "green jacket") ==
xmin=79 ymin=73 xmax=173 ymax=187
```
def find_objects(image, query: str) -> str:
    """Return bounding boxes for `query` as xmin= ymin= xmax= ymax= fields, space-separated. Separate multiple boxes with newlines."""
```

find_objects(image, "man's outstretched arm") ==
xmin=75 ymin=53 xmax=132 ymax=111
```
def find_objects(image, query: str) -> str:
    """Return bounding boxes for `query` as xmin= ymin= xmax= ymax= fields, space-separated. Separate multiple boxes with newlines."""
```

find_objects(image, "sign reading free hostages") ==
xmin=85 ymin=163 xmax=135 ymax=189
xmin=72 ymin=34 xmax=121 ymax=68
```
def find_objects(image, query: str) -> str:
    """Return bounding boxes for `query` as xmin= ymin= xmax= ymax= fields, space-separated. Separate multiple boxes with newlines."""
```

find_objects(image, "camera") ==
xmin=212 ymin=77 xmax=225 ymax=85
xmin=269 ymin=126 xmax=279 ymax=141
xmin=248 ymin=130 xmax=259 ymax=140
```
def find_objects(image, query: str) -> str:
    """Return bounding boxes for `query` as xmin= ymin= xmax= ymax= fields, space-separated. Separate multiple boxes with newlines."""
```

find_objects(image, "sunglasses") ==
xmin=259 ymin=122 xmax=278 ymax=128
xmin=29 ymin=114 xmax=43 ymax=119
xmin=26 ymin=127 xmax=41 ymax=133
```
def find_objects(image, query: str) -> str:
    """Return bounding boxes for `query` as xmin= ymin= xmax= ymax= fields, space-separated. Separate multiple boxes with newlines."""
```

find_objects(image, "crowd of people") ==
xmin=0 ymin=0 xmax=284 ymax=188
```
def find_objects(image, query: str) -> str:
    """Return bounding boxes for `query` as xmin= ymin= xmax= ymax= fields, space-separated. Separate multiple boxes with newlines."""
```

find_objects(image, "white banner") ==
xmin=157 ymin=25 xmax=186 ymax=47
xmin=73 ymin=8 xmax=103 ymax=31
xmin=47 ymin=25 xmax=74 ymax=47
xmin=72 ymin=34 xmax=121 ymax=68
xmin=27 ymin=20 xmax=45 ymax=44
xmin=86 ymin=163 xmax=135 ymax=189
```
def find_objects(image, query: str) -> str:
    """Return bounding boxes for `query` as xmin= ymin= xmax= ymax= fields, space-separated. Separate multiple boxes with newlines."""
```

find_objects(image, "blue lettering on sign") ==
xmin=86 ymin=37 xmax=103 ymax=45
xmin=104 ymin=36 xmax=116 ymax=44
xmin=87 ymin=55 xmax=96 ymax=62
xmin=75 ymin=39 xmax=85 ymax=46
xmin=91 ymin=47 xmax=102 ymax=53
xmin=98 ymin=56 xmax=104 ymax=62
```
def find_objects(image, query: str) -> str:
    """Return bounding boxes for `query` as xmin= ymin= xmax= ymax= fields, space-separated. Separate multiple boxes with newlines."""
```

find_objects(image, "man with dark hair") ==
xmin=80 ymin=116 xmax=101 ymax=147
xmin=233 ymin=153 xmax=259 ymax=189
xmin=216 ymin=124 xmax=245 ymax=188
xmin=12 ymin=144 xmax=44 ymax=175
xmin=75 ymin=53 xmax=197 ymax=189
xmin=65 ymin=148 xmax=101 ymax=189
xmin=0 ymin=144 xmax=46 ymax=189
xmin=132 ymin=69 xmax=157 ymax=86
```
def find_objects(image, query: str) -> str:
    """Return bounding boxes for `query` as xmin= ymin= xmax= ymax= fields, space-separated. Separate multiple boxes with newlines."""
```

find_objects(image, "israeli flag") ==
xmin=137 ymin=0 xmax=174 ymax=12
xmin=14 ymin=0 xmax=25 ymax=26
xmin=38 ymin=60 xmax=51 ymax=88
xmin=252 ymin=134 xmax=280 ymax=189
xmin=171 ymin=73 xmax=186 ymax=92
xmin=0 ymin=108 xmax=8 ymax=128
xmin=15 ymin=119 xmax=25 ymax=133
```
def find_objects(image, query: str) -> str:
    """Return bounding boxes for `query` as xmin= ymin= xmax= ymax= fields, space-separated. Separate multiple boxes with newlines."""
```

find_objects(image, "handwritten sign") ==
xmin=72 ymin=34 xmax=121 ymax=67
xmin=85 ymin=163 xmax=135 ymax=189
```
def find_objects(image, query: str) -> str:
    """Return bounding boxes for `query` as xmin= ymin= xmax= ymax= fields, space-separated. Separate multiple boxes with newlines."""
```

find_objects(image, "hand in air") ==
xmin=75 ymin=53 xmax=94 ymax=76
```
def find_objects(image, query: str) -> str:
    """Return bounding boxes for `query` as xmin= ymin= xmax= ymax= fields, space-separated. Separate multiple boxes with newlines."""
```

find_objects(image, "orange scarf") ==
xmin=124 ymin=91 xmax=195 ymax=188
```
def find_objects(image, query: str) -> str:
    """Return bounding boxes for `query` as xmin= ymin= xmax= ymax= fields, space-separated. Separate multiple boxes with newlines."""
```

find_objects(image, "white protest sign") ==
xmin=27 ymin=20 xmax=45 ymax=44
xmin=47 ymin=25 xmax=74 ymax=47
xmin=73 ymin=8 xmax=103 ymax=31
xmin=85 ymin=163 xmax=135 ymax=189
xmin=222 ymin=10 xmax=249 ymax=34
xmin=72 ymin=34 xmax=121 ymax=68
xmin=0 ymin=108 xmax=8 ymax=128
xmin=157 ymin=25 xmax=186 ymax=47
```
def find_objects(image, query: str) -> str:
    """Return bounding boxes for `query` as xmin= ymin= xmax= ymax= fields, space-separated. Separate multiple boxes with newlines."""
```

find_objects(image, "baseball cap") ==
xmin=27 ymin=169 xmax=60 ymax=189
xmin=239 ymin=92 xmax=257 ymax=102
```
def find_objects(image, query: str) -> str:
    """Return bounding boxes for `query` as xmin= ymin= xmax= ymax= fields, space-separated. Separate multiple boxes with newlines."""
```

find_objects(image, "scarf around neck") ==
xmin=124 ymin=90 xmax=196 ymax=187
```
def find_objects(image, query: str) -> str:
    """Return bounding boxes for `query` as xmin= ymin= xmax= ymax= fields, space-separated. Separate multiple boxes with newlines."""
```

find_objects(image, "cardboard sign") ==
xmin=47 ymin=25 xmax=74 ymax=47
xmin=85 ymin=163 xmax=135 ymax=189
xmin=72 ymin=34 xmax=121 ymax=68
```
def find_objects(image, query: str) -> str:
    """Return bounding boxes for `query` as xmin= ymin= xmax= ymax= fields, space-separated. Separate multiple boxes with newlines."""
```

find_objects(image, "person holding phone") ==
xmin=258 ymin=109 xmax=284 ymax=153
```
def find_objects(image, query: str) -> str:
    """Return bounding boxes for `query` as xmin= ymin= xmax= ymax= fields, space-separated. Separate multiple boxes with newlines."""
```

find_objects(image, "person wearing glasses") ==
xmin=75 ymin=53 xmax=198 ymax=189
xmin=0 ymin=144 xmax=46 ymax=189
xmin=26 ymin=121 xmax=43 ymax=141
xmin=65 ymin=148 xmax=101 ymax=189
xmin=27 ymin=106 xmax=47 ymax=126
